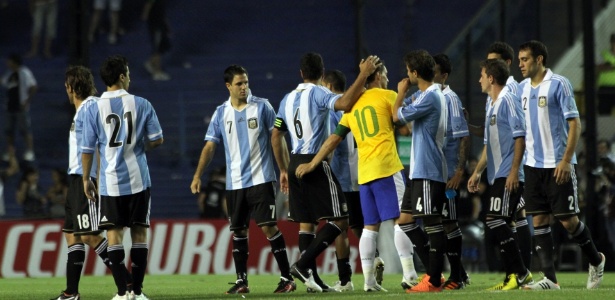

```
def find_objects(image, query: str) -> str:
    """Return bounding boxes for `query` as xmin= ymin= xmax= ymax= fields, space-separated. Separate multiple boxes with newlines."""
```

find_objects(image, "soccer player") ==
xmin=321 ymin=69 xmax=356 ymax=292
xmin=518 ymin=40 xmax=605 ymax=290
xmin=432 ymin=54 xmax=471 ymax=289
xmin=271 ymin=53 xmax=379 ymax=293
xmin=51 ymin=66 xmax=132 ymax=300
xmin=392 ymin=50 xmax=447 ymax=293
xmin=467 ymin=59 xmax=533 ymax=290
xmin=485 ymin=41 xmax=533 ymax=273
xmin=300 ymin=63 xmax=417 ymax=292
xmin=82 ymin=55 xmax=164 ymax=300
xmin=190 ymin=65 xmax=296 ymax=294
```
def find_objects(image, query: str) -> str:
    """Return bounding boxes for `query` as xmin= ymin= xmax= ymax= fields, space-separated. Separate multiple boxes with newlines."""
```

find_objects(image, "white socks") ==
xmin=360 ymin=229 xmax=378 ymax=286
xmin=395 ymin=224 xmax=418 ymax=281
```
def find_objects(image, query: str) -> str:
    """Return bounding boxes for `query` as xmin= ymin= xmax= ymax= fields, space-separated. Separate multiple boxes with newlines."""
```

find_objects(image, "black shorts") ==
xmin=401 ymin=179 xmax=446 ymax=218
xmin=99 ymin=188 xmax=151 ymax=229
xmin=226 ymin=182 xmax=277 ymax=231
xmin=345 ymin=191 xmax=363 ymax=229
xmin=63 ymin=175 xmax=102 ymax=235
xmin=523 ymin=165 xmax=579 ymax=217
xmin=485 ymin=178 xmax=524 ymax=220
xmin=441 ymin=189 xmax=459 ymax=222
xmin=288 ymin=154 xmax=348 ymax=223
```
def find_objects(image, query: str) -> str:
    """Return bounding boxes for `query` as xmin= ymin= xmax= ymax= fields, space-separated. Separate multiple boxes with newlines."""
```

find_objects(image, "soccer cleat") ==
xmin=402 ymin=273 xmax=444 ymax=289
xmin=331 ymin=280 xmax=354 ymax=292
xmin=402 ymin=273 xmax=425 ymax=289
xmin=50 ymin=291 xmax=80 ymax=300
xmin=587 ymin=252 xmax=605 ymax=289
xmin=273 ymin=277 xmax=297 ymax=293
xmin=133 ymin=293 xmax=149 ymax=300
xmin=406 ymin=275 xmax=442 ymax=293
xmin=523 ymin=277 xmax=560 ymax=290
xmin=461 ymin=273 xmax=471 ymax=286
xmin=518 ymin=270 xmax=533 ymax=287
xmin=364 ymin=283 xmax=387 ymax=292
xmin=290 ymin=263 xmax=322 ymax=293
xmin=442 ymin=279 xmax=464 ymax=290
xmin=226 ymin=279 xmax=250 ymax=294
xmin=487 ymin=273 xmax=520 ymax=290
xmin=111 ymin=294 xmax=129 ymax=300
xmin=307 ymin=282 xmax=337 ymax=293
xmin=373 ymin=256 xmax=385 ymax=285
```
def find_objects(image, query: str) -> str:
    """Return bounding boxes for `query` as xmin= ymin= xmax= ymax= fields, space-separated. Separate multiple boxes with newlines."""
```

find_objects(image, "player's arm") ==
xmin=448 ymin=135 xmax=471 ymax=189
xmin=554 ymin=117 xmax=581 ymax=185
xmin=468 ymin=145 xmax=488 ymax=193
xmin=468 ymin=124 xmax=485 ymax=137
xmin=147 ymin=137 xmax=164 ymax=149
xmin=81 ymin=152 xmax=97 ymax=201
xmin=392 ymin=78 xmax=411 ymax=123
xmin=190 ymin=141 xmax=217 ymax=194
xmin=295 ymin=128 xmax=347 ymax=179
xmin=272 ymin=126 xmax=290 ymax=194
xmin=397 ymin=123 xmax=412 ymax=136
xmin=506 ymin=137 xmax=525 ymax=192
xmin=333 ymin=56 xmax=381 ymax=111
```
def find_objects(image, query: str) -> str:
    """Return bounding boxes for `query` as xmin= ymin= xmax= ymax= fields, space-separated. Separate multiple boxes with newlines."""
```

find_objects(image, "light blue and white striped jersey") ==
xmin=68 ymin=96 xmax=99 ymax=178
xmin=519 ymin=69 xmax=579 ymax=168
xmin=82 ymin=89 xmax=163 ymax=196
xmin=484 ymin=89 xmax=526 ymax=185
xmin=276 ymin=83 xmax=341 ymax=154
xmin=205 ymin=95 xmax=277 ymax=190
xmin=397 ymin=84 xmax=448 ymax=182
xmin=329 ymin=110 xmax=359 ymax=192
xmin=442 ymin=85 xmax=469 ymax=179
xmin=485 ymin=76 xmax=521 ymax=111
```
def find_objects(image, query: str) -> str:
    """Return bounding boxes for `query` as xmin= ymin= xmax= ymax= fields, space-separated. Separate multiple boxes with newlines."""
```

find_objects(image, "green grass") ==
xmin=2 ymin=273 xmax=614 ymax=299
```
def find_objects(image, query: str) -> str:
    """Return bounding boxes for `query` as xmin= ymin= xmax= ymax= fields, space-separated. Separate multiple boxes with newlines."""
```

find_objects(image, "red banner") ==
xmin=0 ymin=219 xmax=360 ymax=278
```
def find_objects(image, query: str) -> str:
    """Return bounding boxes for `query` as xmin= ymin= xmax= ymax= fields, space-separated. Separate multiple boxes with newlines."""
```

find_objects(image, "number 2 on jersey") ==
xmin=106 ymin=111 xmax=133 ymax=147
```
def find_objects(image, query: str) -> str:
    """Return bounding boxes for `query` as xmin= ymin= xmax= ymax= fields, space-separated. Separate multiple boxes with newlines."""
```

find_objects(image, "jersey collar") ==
xmin=100 ymin=89 xmax=130 ymax=99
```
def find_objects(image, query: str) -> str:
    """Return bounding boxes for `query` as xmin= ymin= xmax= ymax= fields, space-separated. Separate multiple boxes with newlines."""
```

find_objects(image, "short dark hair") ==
xmin=432 ymin=54 xmax=451 ymax=75
xmin=7 ymin=53 xmax=22 ymax=66
xmin=487 ymin=41 xmax=514 ymax=62
xmin=300 ymin=52 xmax=324 ymax=81
xmin=519 ymin=40 xmax=549 ymax=66
xmin=480 ymin=59 xmax=509 ymax=86
xmin=323 ymin=69 xmax=346 ymax=92
xmin=224 ymin=65 xmax=248 ymax=84
xmin=366 ymin=60 xmax=385 ymax=86
xmin=65 ymin=65 xmax=97 ymax=100
xmin=404 ymin=50 xmax=435 ymax=81
xmin=100 ymin=55 xmax=128 ymax=87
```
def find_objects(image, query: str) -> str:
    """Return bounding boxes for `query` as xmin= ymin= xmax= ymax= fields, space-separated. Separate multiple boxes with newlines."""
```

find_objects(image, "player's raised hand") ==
xmin=359 ymin=55 xmax=381 ymax=76
xmin=397 ymin=78 xmax=411 ymax=95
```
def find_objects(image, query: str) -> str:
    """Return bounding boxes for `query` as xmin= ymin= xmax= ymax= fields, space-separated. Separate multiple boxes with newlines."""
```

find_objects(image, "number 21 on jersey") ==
xmin=106 ymin=111 xmax=133 ymax=147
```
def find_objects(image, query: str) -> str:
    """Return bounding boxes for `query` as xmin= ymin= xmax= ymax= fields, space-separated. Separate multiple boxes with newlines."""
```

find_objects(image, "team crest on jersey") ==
xmin=490 ymin=114 xmax=496 ymax=126
xmin=70 ymin=121 xmax=75 ymax=132
xmin=342 ymin=203 xmax=348 ymax=213
xmin=538 ymin=96 xmax=547 ymax=107
xmin=248 ymin=117 xmax=258 ymax=129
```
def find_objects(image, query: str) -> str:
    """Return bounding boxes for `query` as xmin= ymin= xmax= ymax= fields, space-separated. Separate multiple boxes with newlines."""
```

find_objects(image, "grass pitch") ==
xmin=1 ymin=272 xmax=613 ymax=299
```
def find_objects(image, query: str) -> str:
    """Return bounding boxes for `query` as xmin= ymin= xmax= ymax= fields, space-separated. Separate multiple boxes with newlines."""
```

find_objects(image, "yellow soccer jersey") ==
xmin=338 ymin=88 xmax=404 ymax=184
